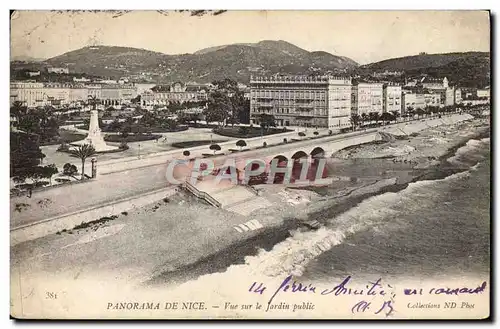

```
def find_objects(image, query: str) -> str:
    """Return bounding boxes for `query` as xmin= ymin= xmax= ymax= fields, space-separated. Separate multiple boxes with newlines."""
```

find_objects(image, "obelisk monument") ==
xmin=72 ymin=110 xmax=118 ymax=152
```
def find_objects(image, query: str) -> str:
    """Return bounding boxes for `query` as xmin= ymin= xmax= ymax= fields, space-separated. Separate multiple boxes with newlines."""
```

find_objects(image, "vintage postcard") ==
xmin=9 ymin=10 xmax=491 ymax=319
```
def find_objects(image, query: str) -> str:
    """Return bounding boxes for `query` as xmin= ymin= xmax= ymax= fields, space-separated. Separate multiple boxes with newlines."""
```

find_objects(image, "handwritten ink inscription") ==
xmin=248 ymin=276 xmax=487 ymax=317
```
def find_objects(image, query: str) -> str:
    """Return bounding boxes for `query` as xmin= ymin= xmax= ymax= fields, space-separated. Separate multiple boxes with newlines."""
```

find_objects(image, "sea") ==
xmin=301 ymin=135 xmax=491 ymax=282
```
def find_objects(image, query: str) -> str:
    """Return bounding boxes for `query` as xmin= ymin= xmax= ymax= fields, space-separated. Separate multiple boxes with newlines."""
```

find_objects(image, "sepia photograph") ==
xmin=9 ymin=9 xmax=491 ymax=319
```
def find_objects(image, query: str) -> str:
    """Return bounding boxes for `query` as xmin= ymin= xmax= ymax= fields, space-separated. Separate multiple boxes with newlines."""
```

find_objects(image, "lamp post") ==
xmin=91 ymin=158 xmax=97 ymax=178
xmin=138 ymin=143 xmax=141 ymax=159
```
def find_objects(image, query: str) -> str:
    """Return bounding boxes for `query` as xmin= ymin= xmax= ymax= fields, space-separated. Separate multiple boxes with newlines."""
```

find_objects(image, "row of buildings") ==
xmin=249 ymin=75 xmax=489 ymax=129
xmin=9 ymin=81 xmax=215 ymax=108
xmin=10 ymin=81 xmax=138 ymax=108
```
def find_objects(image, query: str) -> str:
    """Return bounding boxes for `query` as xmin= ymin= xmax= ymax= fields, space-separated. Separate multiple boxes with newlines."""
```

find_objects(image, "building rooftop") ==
xmin=250 ymin=74 xmax=351 ymax=84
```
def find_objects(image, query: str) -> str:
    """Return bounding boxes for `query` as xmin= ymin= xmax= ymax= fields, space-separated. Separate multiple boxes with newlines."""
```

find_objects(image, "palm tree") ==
xmin=350 ymin=114 xmax=361 ymax=130
xmin=406 ymin=107 xmax=415 ymax=120
xmin=360 ymin=113 xmax=368 ymax=127
xmin=11 ymin=101 xmax=28 ymax=123
xmin=390 ymin=111 xmax=400 ymax=122
xmin=70 ymin=144 xmax=96 ymax=180
xmin=87 ymin=95 xmax=100 ymax=111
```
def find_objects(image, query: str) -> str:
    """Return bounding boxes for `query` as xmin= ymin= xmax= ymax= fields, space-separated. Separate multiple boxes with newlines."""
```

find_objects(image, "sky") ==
xmin=10 ymin=10 xmax=490 ymax=64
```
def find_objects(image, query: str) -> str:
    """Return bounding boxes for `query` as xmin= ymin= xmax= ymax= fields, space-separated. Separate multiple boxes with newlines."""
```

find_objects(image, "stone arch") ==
xmin=270 ymin=155 xmax=288 ymax=184
xmin=310 ymin=147 xmax=325 ymax=158
xmin=291 ymin=151 xmax=308 ymax=182
xmin=291 ymin=151 xmax=308 ymax=160
xmin=310 ymin=147 xmax=328 ymax=180
xmin=270 ymin=155 xmax=288 ymax=166
xmin=214 ymin=165 xmax=241 ymax=183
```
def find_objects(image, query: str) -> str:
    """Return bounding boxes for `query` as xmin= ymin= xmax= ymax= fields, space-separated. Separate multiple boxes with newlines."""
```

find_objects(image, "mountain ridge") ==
xmin=37 ymin=40 xmax=359 ymax=83
xmin=11 ymin=44 xmax=489 ymax=88
xmin=361 ymin=51 xmax=489 ymax=71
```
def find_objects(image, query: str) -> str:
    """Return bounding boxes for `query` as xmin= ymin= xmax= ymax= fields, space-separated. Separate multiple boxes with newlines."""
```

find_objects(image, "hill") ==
xmin=361 ymin=52 xmax=489 ymax=71
xmin=11 ymin=55 xmax=45 ymax=62
xmin=34 ymin=41 xmax=358 ymax=83
xmin=361 ymin=52 xmax=490 ymax=88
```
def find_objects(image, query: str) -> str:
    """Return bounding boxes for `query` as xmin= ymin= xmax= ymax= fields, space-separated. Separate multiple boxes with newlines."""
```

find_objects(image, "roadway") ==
xmin=10 ymin=163 xmax=170 ymax=229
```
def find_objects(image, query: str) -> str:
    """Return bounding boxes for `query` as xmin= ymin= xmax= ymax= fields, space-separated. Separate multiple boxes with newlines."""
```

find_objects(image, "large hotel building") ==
xmin=351 ymin=83 xmax=384 ymax=116
xmin=249 ymin=75 xmax=352 ymax=129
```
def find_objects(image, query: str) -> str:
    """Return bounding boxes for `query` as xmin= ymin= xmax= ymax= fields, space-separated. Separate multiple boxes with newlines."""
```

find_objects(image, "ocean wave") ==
xmin=446 ymin=137 xmax=490 ymax=166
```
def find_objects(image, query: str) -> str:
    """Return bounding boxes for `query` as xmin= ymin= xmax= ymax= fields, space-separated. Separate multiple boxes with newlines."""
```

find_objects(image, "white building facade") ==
xmin=250 ymin=75 xmax=352 ymax=129
xmin=351 ymin=83 xmax=384 ymax=116
xmin=383 ymin=84 xmax=402 ymax=113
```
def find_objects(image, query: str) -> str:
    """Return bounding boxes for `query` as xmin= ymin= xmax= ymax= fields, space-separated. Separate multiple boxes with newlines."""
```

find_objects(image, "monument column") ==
xmin=72 ymin=109 xmax=117 ymax=152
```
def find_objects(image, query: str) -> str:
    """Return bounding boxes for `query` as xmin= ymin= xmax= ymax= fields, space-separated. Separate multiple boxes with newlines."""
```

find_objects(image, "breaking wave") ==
xmin=447 ymin=137 xmax=490 ymax=166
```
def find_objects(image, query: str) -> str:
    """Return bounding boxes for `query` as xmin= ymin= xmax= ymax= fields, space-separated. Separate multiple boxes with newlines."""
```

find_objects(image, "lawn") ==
xmin=104 ymin=134 xmax=163 ymax=143
xmin=40 ymin=130 xmax=86 ymax=146
xmin=213 ymin=126 xmax=292 ymax=138
xmin=171 ymin=140 xmax=228 ymax=148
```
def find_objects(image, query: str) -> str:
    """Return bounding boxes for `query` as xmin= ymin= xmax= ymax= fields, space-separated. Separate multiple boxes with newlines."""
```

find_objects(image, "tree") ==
xmin=298 ymin=132 xmax=306 ymax=138
xmin=168 ymin=101 xmax=183 ymax=113
xmin=368 ymin=112 xmax=380 ymax=125
xmin=313 ymin=131 xmax=319 ymax=136
xmin=390 ymin=111 xmax=400 ymax=122
xmin=380 ymin=112 xmax=395 ymax=124
xmin=70 ymin=144 xmax=96 ymax=180
xmin=205 ymin=90 xmax=231 ymax=126
xmin=209 ymin=144 xmax=221 ymax=155
xmin=14 ymin=105 xmax=60 ymax=144
xmin=28 ymin=166 xmax=46 ymax=188
xmin=209 ymin=79 xmax=249 ymax=125
xmin=10 ymin=101 xmax=28 ymax=123
xmin=108 ymin=119 xmax=123 ymax=132
xmin=178 ymin=112 xmax=201 ymax=125
xmin=139 ymin=111 xmax=157 ymax=129
xmin=406 ymin=107 xmax=415 ymax=119
xmin=183 ymin=150 xmax=191 ymax=157
xmin=350 ymin=114 xmax=361 ymax=130
xmin=63 ymin=163 xmax=78 ymax=176
xmin=87 ymin=95 xmax=100 ymax=111
xmin=131 ymin=95 xmax=141 ymax=104
xmin=360 ymin=113 xmax=368 ymax=126
xmin=415 ymin=108 xmax=425 ymax=119
xmin=259 ymin=113 xmax=276 ymax=130
xmin=42 ymin=164 xmax=59 ymax=186
xmin=236 ymin=140 xmax=247 ymax=150
xmin=10 ymin=131 xmax=45 ymax=179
